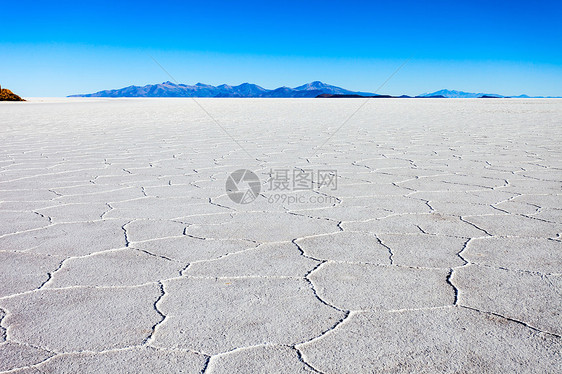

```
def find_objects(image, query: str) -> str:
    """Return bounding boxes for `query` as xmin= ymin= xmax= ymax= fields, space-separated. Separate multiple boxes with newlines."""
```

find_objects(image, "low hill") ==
xmin=0 ymin=87 xmax=25 ymax=101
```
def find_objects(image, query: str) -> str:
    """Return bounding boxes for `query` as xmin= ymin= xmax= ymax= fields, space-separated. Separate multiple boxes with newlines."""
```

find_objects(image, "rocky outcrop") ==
xmin=0 ymin=86 xmax=25 ymax=101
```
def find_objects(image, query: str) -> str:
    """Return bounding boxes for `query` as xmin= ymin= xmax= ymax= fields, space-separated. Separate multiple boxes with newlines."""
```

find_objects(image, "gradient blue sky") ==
xmin=1 ymin=0 xmax=561 ymax=96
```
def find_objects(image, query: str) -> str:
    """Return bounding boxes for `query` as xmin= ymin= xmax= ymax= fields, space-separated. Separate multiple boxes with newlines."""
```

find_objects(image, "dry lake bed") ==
xmin=0 ymin=98 xmax=561 ymax=373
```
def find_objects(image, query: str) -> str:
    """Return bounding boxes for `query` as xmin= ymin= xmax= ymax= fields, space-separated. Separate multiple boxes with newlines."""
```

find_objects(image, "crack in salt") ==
xmin=143 ymin=281 xmax=167 ymax=346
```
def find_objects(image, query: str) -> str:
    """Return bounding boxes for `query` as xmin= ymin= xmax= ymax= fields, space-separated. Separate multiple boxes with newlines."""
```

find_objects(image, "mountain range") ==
xmin=69 ymin=81 xmax=377 ymax=98
xmin=69 ymin=82 xmax=558 ymax=98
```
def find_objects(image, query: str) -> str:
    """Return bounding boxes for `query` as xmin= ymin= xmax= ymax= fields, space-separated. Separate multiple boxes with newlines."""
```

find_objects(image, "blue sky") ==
xmin=1 ymin=0 xmax=561 ymax=96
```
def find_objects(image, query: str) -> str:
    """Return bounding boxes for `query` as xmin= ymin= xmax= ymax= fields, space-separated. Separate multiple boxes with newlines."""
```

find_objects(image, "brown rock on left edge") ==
xmin=0 ymin=86 xmax=25 ymax=101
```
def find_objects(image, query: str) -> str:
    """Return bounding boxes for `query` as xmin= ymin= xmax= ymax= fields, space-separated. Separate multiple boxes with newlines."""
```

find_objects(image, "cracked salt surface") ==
xmin=0 ymin=98 xmax=561 ymax=372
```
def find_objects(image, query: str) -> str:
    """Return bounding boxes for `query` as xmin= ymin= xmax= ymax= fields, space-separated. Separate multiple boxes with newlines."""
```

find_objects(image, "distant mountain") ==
xmin=417 ymin=89 xmax=559 ymax=98
xmin=214 ymin=83 xmax=268 ymax=97
xmin=317 ymin=94 xmax=393 ymax=98
xmin=417 ymin=89 xmax=504 ymax=98
xmin=293 ymin=81 xmax=376 ymax=96
xmin=69 ymin=81 xmax=378 ymax=98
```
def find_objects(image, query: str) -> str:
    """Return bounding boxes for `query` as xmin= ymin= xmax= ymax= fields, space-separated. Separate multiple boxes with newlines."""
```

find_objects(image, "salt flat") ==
xmin=0 ymin=98 xmax=561 ymax=373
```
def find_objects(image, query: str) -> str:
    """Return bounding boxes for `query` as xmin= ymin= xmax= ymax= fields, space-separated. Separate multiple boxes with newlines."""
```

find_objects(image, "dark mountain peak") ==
xmin=295 ymin=81 xmax=330 ymax=90
xmin=308 ymin=80 xmax=327 ymax=87
xmin=236 ymin=82 xmax=265 ymax=89
xmin=232 ymin=83 xmax=267 ymax=95
xmin=293 ymin=81 xmax=377 ymax=96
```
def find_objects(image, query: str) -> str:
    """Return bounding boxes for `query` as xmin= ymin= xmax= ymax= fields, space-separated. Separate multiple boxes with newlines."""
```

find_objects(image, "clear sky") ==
xmin=1 ymin=0 xmax=561 ymax=97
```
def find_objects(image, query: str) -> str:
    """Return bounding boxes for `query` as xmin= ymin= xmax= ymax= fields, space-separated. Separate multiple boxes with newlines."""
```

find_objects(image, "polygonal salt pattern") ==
xmin=0 ymin=98 xmax=561 ymax=372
